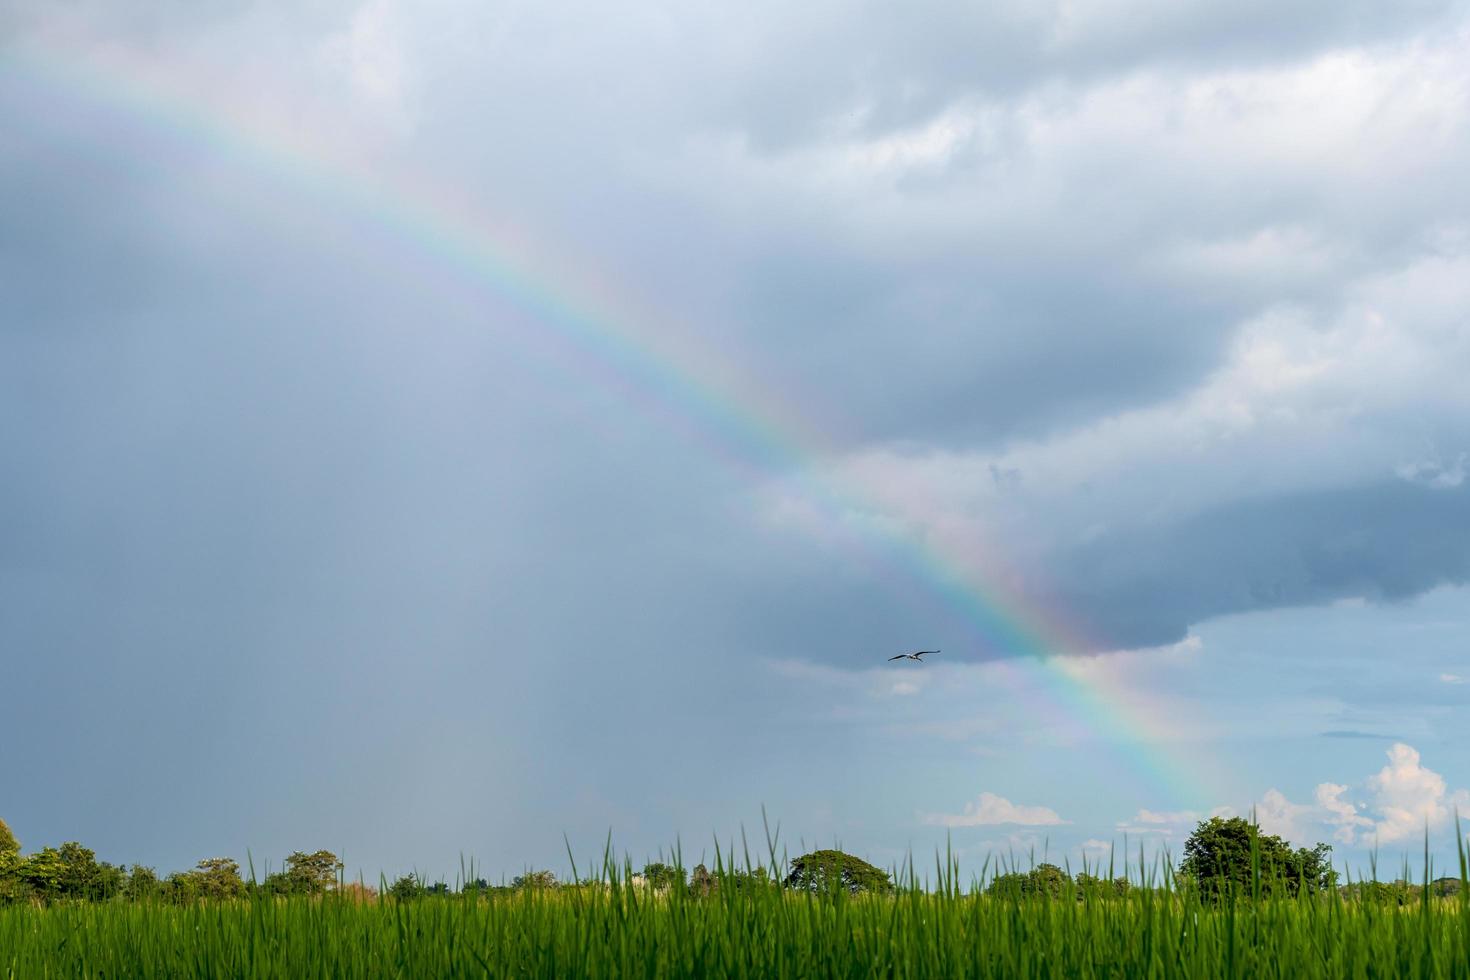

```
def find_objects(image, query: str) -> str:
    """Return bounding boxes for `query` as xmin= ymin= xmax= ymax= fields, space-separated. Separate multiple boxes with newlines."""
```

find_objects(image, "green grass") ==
xmin=4 ymin=843 xmax=1469 ymax=978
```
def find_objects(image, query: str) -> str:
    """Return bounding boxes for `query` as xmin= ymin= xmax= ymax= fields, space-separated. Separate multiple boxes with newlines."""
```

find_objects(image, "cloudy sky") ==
xmin=3 ymin=0 xmax=1469 ymax=883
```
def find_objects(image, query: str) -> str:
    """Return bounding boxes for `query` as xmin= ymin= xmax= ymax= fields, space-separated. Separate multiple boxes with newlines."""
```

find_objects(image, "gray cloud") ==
xmin=4 ymin=0 xmax=1470 ymax=877
xmin=1054 ymin=482 xmax=1470 ymax=649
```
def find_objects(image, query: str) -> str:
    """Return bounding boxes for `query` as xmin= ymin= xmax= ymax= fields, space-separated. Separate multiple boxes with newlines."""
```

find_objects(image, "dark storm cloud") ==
xmin=1053 ymin=481 xmax=1470 ymax=650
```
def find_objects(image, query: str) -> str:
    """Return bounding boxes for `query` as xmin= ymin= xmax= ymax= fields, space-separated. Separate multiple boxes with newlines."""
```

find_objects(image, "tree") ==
xmin=388 ymin=875 xmax=425 ymax=901
xmin=1346 ymin=880 xmax=1418 ymax=905
xmin=125 ymin=865 xmax=160 ymax=901
xmin=640 ymin=862 xmax=684 ymax=890
xmin=689 ymin=864 xmax=716 ymax=896
xmin=281 ymin=850 xmax=343 ymax=895
xmin=723 ymin=866 xmax=775 ymax=892
xmin=1074 ymin=873 xmax=1131 ymax=899
xmin=512 ymin=869 xmax=558 ymax=890
xmin=987 ymin=864 xmax=1072 ymax=899
xmin=784 ymin=850 xmax=892 ymax=894
xmin=1179 ymin=817 xmax=1336 ymax=900
xmin=0 ymin=819 xmax=22 ymax=902
xmin=56 ymin=841 xmax=123 ymax=900
xmin=18 ymin=847 xmax=65 ymax=899
xmin=177 ymin=857 xmax=246 ymax=900
xmin=259 ymin=872 xmax=292 ymax=896
xmin=1430 ymin=877 xmax=1462 ymax=898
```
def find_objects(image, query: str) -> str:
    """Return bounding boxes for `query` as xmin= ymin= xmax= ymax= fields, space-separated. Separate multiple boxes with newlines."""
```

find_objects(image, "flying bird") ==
xmin=887 ymin=649 xmax=940 ymax=662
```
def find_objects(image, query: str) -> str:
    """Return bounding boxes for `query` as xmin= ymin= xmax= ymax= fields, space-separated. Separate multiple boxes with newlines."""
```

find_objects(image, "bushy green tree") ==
xmin=18 ymin=847 xmax=65 ymax=899
xmin=169 ymin=857 xmax=245 ymax=901
xmin=57 ymin=841 xmax=123 ymax=900
xmin=640 ymin=862 xmax=684 ymax=890
xmin=264 ymin=850 xmax=343 ymax=896
xmin=1430 ymin=877 xmax=1462 ymax=898
xmin=288 ymin=850 xmax=343 ymax=893
xmin=1074 ymin=872 xmax=1131 ymax=899
xmin=784 ymin=850 xmax=892 ymax=894
xmin=512 ymin=869 xmax=558 ymax=890
xmin=0 ymin=819 xmax=21 ymax=902
xmin=1 ymin=837 xmax=124 ymax=902
xmin=0 ymin=818 xmax=17 ymax=860
xmin=1179 ymin=817 xmax=1336 ymax=900
xmin=987 ymin=863 xmax=1073 ymax=899
xmin=388 ymin=875 xmax=425 ymax=901
xmin=125 ymin=865 xmax=160 ymax=901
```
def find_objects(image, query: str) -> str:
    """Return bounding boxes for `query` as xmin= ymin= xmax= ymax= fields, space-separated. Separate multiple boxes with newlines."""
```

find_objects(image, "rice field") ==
xmin=4 ymin=854 xmax=1469 ymax=978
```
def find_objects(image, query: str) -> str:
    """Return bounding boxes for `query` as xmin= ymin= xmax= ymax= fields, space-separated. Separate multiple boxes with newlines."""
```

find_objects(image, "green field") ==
xmin=5 ymin=864 xmax=1470 ymax=978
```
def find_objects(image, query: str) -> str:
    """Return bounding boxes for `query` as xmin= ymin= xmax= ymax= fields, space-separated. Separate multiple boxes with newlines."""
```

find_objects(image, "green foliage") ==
xmin=53 ymin=841 xmax=124 ymax=900
xmin=0 ymin=823 xmax=26 ymax=905
xmin=2 ymin=845 xmax=1470 ymax=978
xmin=1344 ymin=879 xmax=1420 ymax=905
xmin=1074 ymin=872 xmax=1131 ymax=899
xmin=1428 ymin=876 xmax=1461 ymax=898
xmin=18 ymin=847 xmax=65 ymax=899
xmin=784 ymin=849 xmax=892 ymax=894
xmin=387 ymin=875 xmax=425 ymax=901
xmin=263 ymin=850 xmax=344 ymax=896
xmin=0 ymin=829 xmax=119 ymax=903
xmin=125 ymin=865 xmax=160 ymax=901
xmin=987 ymin=863 xmax=1072 ymax=899
xmin=511 ymin=869 xmax=558 ymax=890
xmin=462 ymin=878 xmax=514 ymax=898
xmin=286 ymin=850 xmax=343 ymax=894
xmin=168 ymin=858 xmax=246 ymax=901
xmin=639 ymin=862 xmax=683 ymax=890
xmin=688 ymin=863 xmax=715 ymax=896
xmin=1179 ymin=817 xmax=1337 ymax=900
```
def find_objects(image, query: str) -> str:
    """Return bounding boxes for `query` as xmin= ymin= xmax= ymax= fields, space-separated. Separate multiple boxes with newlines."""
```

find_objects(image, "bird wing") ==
xmin=887 ymin=654 xmax=907 ymax=661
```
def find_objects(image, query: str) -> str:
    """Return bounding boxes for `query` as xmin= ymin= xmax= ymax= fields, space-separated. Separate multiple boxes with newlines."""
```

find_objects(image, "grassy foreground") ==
xmin=5 ymin=868 xmax=1470 ymax=979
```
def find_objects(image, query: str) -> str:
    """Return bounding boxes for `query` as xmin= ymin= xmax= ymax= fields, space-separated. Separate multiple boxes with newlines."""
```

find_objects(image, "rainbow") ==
xmin=4 ymin=33 xmax=1216 ymax=808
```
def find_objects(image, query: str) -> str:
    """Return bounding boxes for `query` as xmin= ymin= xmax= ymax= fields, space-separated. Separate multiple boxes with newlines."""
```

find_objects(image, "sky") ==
xmin=2 ymin=0 xmax=1469 ymax=885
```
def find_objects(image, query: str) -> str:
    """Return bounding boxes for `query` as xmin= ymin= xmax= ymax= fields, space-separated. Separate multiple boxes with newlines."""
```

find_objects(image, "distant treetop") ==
xmin=784 ymin=850 xmax=892 ymax=894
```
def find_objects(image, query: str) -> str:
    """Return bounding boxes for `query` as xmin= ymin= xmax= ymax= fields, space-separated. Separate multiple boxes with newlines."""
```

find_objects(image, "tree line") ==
xmin=0 ymin=817 xmax=349 ymax=903
xmin=1 ymin=814 xmax=1459 ymax=905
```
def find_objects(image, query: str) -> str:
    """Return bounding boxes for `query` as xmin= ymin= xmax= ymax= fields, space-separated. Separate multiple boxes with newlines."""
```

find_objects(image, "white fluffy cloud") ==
xmin=1314 ymin=782 xmax=1373 ymax=844
xmin=922 ymin=792 xmax=1069 ymax=827
xmin=1359 ymin=743 xmax=1470 ymax=844
xmin=1251 ymin=743 xmax=1470 ymax=847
